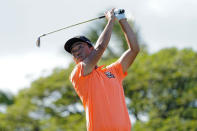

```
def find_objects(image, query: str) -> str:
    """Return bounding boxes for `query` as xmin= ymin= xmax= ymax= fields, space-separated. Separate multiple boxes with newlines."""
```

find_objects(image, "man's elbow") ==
xmin=133 ymin=46 xmax=140 ymax=54
xmin=130 ymin=40 xmax=140 ymax=54
xmin=127 ymin=47 xmax=140 ymax=57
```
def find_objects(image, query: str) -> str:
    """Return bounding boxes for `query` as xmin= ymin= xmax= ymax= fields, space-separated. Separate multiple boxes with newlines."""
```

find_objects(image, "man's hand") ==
xmin=104 ymin=8 xmax=116 ymax=22
xmin=114 ymin=9 xmax=126 ymax=21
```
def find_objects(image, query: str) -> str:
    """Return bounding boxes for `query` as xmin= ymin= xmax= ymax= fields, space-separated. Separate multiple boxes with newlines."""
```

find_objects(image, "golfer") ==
xmin=64 ymin=8 xmax=140 ymax=131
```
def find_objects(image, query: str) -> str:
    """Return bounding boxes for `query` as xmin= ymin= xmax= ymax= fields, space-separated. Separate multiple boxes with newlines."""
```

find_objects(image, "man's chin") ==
xmin=75 ymin=57 xmax=85 ymax=63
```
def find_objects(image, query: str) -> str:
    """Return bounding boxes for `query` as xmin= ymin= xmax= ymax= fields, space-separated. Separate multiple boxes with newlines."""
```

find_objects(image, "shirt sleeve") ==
xmin=69 ymin=63 xmax=90 ymax=103
xmin=106 ymin=61 xmax=128 ymax=82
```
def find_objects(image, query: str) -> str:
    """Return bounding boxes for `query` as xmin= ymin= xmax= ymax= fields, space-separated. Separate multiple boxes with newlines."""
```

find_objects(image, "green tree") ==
xmin=0 ymin=66 xmax=86 ymax=131
xmin=131 ymin=48 xmax=197 ymax=131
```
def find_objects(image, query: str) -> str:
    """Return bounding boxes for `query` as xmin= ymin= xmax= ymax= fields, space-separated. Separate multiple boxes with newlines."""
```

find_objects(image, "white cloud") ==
xmin=0 ymin=53 xmax=71 ymax=94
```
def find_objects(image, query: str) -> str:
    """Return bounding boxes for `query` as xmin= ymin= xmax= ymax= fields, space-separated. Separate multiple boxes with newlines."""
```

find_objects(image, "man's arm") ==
xmin=118 ymin=19 xmax=140 ymax=73
xmin=83 ymin=9 xmax=115 ymax=75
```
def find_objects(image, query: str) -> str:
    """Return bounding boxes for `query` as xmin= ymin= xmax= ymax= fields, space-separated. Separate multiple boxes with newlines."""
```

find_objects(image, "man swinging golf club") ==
xmin=64 ymin=8 xmax=140 ymax=131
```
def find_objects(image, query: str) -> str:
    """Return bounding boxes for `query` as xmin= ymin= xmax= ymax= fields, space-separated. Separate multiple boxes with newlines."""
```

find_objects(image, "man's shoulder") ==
xmin=70 ymin=63 xmax=83 ymax=80
xmin=70 ymin=62 xmax=94 ymax=81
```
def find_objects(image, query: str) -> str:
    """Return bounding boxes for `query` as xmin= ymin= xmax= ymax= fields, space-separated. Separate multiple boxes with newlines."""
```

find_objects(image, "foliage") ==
xmin=126 ymin=48 xmax=197 ymax=130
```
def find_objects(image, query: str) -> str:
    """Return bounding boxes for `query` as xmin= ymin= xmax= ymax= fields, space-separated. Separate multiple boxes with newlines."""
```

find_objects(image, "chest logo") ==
xmin=104 ymin=72 xmax=115 ymax=78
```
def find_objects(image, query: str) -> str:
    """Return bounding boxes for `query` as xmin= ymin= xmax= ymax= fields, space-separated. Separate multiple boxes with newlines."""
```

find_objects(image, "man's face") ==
xmin=71 ymin=42 xmax=93 ymax=63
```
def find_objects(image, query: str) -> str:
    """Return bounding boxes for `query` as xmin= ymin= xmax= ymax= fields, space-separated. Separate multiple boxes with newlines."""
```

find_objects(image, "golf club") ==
xmin=36 ymin=9 xmax=125 ymax=47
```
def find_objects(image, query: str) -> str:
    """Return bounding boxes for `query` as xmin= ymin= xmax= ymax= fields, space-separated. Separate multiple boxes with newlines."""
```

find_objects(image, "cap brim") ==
xmin=64 ymin=38 xmax=92 ymax=53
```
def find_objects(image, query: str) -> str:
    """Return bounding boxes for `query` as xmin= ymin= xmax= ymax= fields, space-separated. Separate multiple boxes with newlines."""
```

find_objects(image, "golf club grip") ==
xmin=99 ymin=16 xmax=105 ymax=19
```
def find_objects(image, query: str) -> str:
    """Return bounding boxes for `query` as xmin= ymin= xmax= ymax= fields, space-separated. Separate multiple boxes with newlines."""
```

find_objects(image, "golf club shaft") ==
xmin=36 ymin=15 xmax=105 ymax=47
xmin=36 ymin=9 xmax=125 ymax=47
xmin=40 ymin=16 xmax=105 ymax=37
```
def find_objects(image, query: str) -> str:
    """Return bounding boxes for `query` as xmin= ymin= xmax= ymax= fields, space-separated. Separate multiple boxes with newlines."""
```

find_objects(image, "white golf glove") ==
xmin=114 ymin=9 xmax=126 ymax=21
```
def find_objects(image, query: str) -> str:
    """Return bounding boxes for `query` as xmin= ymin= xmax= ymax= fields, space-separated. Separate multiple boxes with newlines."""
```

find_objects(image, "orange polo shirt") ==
xmin=70 ymin=62 xmax=131 ymax=131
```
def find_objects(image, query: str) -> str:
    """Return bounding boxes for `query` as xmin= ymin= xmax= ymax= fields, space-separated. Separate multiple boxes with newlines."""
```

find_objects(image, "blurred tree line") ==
xmin=0 ymin=18 xmax=197 ymax=131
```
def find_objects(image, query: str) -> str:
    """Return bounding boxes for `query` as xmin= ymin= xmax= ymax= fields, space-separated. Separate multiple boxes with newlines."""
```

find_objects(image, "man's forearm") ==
xmin=117 ymin=18 xmax=140 ymax=73
xmin=95 ymin=19 xmax=114 ymax=50
xmin=119 ymin=19 xmax=140 ymax=52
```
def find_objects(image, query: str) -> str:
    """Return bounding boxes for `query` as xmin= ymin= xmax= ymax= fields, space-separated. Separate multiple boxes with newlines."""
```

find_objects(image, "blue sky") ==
xmin=0 ymin=0 xmax=197 ymax=94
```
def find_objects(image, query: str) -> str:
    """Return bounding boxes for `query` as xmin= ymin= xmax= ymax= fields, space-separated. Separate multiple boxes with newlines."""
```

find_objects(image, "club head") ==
xmin=36 ymin=37 xmax=41 ymax=47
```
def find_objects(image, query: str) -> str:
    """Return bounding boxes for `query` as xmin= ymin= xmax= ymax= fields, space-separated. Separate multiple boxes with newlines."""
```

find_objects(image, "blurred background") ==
xmin=0 ymin=0 xmax=197 ymax=130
